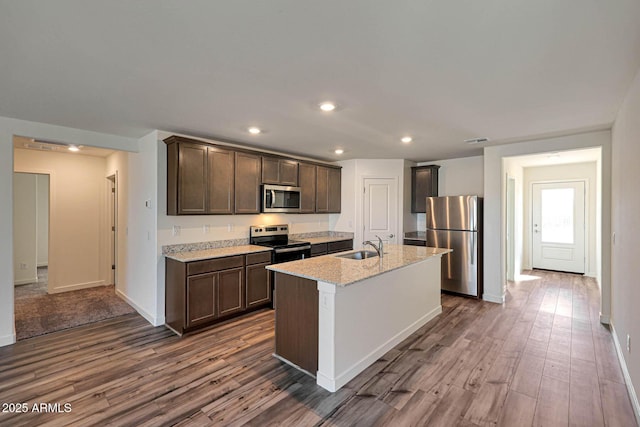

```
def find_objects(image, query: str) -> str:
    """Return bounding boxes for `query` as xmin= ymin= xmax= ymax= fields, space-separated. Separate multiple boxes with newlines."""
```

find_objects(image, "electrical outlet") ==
xmin=227 ymin=224 xmax=234 ymax=232
xmin=203 ymin=224 xmax=210 ymax=234
xmin=627 ymin=334 xmax=631 ymax=352
xmin=172 ymin=225 xmax=181 ymax=236
xmin=19 ymin=263 xmax=27 ymax=270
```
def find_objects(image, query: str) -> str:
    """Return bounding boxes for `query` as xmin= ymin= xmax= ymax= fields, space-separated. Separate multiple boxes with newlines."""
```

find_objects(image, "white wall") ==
xmin=13 ymin=173 xmax=38 ymax=285
xmin=483 ymin=130 xmax=611 ymax=307
xmin=330 ymin=159 xmax=406 ymax=247
xmin=415 ymin=155 xmax=485 ymax=231
xmin=14 ymin=148 xmax=111 ymax=293
xmin=106 ymin=132 xmax=162 ymax=326
xmin=418 ymin=155 xmax=484 ymax=196
xmin=0 ymin=116 xmax=138 ymax=346
xmin=36 ymin=174 xmax=49 ymax=267
xmin=503 ymin=157 xmax=524 ymax=283
xmin=522 ymin=162 xmax=597 ymax=277
xmin=611 ymin=66 xmax=640 ymax=420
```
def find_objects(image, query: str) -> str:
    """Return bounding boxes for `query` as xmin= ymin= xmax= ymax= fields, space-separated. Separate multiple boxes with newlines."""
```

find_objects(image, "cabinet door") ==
xmin=279 ymin=160 xmax=298 ymax=186
xmin=298 ymin=162 xmax=316 ymax=213
xmin=328 ymin=167 xmax=341 ymax=213
xmin=218 ymin=267 xmax=244 ymax=316
xmin=411 ymin=165 xmax=440 ymax=213
xmin=235 ymin=152 xmax=261 ymax=214
xmin=246 ymin=262 xmax=271 ymax=307
xmin=186 ymin=273 xmax=217 ymax=327
xmin=178 ymin=143 xmax=207 ymax=214
xmin=207 ymin=147 xmax=235 ymax=214
xmin=327 ymin=239 xmax=352 ymax=254
xmin=310 ymin=243 xmax=327 ymax=257
xmin=316 ymin=166 xmax=329 ymax=213
xmin=261 ymin=156 xmax=280 ymax=184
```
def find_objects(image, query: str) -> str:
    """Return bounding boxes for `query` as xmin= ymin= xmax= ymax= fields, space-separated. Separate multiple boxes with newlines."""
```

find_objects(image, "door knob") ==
xmin=389 ymin=234 xmax=394 ymax=238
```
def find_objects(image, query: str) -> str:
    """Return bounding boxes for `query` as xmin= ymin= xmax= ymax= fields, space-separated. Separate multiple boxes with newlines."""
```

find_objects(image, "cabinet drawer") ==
xmin=327 ymin=239 xmax=353 ymax=253
xmin=403 ymin=239 xmax=427 ymax=247
xmin=246 ymin=251 xmax=272 ymax=265
xmin=187 ymin=255 xmax=244 ymax=276
xmin=310 ymin=243 xmax=328 ymax=257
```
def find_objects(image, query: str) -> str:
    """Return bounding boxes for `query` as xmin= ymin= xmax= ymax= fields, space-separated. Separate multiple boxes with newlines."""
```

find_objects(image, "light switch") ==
xmin=145 ymin=199 xmax=152 ymax=209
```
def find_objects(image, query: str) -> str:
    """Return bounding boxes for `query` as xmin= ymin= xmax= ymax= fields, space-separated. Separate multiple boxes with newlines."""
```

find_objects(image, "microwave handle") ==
xmin=271 ymin=189 xmax=276 ymax=205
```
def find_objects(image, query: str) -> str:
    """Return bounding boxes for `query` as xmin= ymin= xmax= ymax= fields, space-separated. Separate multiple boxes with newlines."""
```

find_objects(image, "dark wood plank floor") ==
xmin=0 ymin=271 xmax=636 ymax=426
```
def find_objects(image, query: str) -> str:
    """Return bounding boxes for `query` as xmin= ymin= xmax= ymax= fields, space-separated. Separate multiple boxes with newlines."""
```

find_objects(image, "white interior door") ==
xmin=532 ymin=181 xmax=585 ymax=273
xmin=363 ymin=178 xmax=398 ymax=250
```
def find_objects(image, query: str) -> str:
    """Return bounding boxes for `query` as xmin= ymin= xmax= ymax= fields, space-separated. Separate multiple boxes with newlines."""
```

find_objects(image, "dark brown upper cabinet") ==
xmin=165 ymin=135 xmax=340 ymax=215
xmin=297 ymin=162 xmax=316 ymax=213
xmin=166 ymin=138 xmax=234 ymax=215
xmin=316 ymin=165 xmax=341 ymax=213
xmin=235 ymin=152 xmax=262 ymax=214
xmin=207 ymin=146 xmax=235 ymax=214
xmin=261 ymin=156 xmax=298 ymax=186
xmin=411 ymin=165 xmax=440 ymax=213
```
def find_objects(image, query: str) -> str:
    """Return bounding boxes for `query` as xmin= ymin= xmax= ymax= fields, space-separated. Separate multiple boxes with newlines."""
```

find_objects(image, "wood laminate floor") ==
xmin=0 ymin=271 xmax=636 ymax=426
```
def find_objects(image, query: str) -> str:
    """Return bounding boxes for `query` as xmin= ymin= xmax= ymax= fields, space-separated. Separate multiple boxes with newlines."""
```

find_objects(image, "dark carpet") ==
xmin=14 ymin=268 xmax=136 ymax=341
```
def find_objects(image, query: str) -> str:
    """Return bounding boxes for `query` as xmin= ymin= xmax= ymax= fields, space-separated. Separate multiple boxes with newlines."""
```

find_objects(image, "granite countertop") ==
xmin=267 ymin=244 xmax=451 ymax=287
xmin=165 ymin=245 xmax=271 ymax=262
xmin=404 ymin=231 xmax=427 ymax=241
xmin=304 ymin=236 xmax=354 ymax=244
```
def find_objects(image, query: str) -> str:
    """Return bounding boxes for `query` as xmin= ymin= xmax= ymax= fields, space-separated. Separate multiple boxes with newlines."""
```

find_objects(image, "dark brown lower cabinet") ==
xmin=274 ymin=272 xmax=318 ymax=374
xmin=310 ymin=239 xmax=353 ymax=257
xmin=186 ymin=273 xmax=217 ymax=328
xmin=246 ymin=262 xmax=271 ymax=307
xmin=217 ymin=268 xmax=244 ymax=316
xmin=166 ymin=251 xmax=272 ymax=335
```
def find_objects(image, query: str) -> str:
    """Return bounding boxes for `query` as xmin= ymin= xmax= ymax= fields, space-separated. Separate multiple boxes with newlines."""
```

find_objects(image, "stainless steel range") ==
xmin=250 ymin=224 xmax=311 ymax=263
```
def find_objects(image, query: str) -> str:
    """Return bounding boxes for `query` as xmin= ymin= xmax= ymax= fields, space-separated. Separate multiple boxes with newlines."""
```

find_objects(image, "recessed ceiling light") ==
xmin=320 ymin=102 xmax=336 ymax=112
xmin=248 ymin=127 xmax=261 ymax=135
xmin=68 ymin=145 xmax=80 ymax=152
xmin=334 ymin=149 xmax=344 ymax=155
xmin=401 ymin=136 xmax=413 ymax=144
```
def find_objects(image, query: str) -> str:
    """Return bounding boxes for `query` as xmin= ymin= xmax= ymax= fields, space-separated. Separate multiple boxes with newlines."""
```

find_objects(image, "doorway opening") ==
xmin=531 ymin=180 xmax=586 ymax=274
xmin=362 ymin=177 xmax=398 ymax=247
xmin=12 ymin=136 xmax=134 ymax=340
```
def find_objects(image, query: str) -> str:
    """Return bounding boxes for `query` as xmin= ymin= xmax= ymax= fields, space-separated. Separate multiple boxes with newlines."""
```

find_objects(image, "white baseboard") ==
xmin=318 ymin=305 xmax=442 ymax=392
xmin=14 ymin=277 xmax=38 ymax=286
xmin=585 ymin=271 xmax=597 ymax=278
xmin=610 ymin=322 xmax=640 ymax=426
xmin=115 ymin=289 xmax=164 ymax=327
xmin=599 ymin=313 xmax=610 ymax=325
xmin=0 ymin=332 xmax=16 ymax=347
xmin=483 ymin=292 xmax=505 ymax=304
xmin=49 ymin=280 xmax=105 ymax=293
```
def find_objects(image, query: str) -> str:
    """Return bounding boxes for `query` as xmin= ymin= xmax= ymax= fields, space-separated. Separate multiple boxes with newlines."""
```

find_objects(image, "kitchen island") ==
xmin=267 ymin=244 xmax=451 ymax=392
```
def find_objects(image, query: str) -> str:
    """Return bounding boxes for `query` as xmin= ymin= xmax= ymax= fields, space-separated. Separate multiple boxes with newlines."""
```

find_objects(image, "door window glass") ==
xmin=541 ymin=188 xmax=574 ymax=244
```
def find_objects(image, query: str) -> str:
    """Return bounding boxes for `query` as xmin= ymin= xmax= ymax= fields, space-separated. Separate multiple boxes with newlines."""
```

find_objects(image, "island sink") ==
xmin=335 ymin=250 xmax=379 ymax=260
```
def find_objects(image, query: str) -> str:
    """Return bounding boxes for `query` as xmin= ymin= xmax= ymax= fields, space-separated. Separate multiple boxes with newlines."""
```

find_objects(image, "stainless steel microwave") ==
xmin=261 ymin=185 xmax=301 ymax=213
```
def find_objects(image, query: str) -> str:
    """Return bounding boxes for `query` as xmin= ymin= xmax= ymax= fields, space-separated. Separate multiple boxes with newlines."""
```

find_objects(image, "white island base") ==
xmin=315 ymin=257 xmax=442 ymax=392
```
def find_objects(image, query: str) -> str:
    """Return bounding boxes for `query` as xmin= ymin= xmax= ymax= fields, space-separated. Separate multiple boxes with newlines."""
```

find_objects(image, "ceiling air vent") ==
xmin=464 ymin=137 xmax=490 ymax=145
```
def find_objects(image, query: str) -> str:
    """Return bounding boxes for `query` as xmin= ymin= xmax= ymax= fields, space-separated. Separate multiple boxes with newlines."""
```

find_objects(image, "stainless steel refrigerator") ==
xmin=426 ymin=195 xmax=483 ymax=298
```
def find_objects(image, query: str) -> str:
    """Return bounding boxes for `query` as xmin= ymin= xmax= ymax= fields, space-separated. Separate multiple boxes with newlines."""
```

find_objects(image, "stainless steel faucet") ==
xmin=362 ymin=235 xmax=384 ymax=258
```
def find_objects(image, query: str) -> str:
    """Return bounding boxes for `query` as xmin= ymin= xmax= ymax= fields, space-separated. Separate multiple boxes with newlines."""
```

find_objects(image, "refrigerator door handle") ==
xmin=471 ymin=232 xmax=475 ymax=265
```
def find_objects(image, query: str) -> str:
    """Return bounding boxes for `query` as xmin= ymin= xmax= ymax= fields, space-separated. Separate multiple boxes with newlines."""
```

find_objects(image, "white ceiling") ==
xmin=1 ymin=1 xmax=640 ymax=161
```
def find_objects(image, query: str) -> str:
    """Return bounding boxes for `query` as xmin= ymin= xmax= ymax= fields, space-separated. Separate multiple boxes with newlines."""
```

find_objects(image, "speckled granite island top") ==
xmin=267 ymin=244 xmax=452 ymax=286
xmin=165 ymin=245 xmax=271 ymax=262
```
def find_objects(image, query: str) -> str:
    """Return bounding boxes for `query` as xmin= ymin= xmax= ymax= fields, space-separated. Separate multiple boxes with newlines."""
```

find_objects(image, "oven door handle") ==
xmin=274 ymin=245 xmax=311 ymax=254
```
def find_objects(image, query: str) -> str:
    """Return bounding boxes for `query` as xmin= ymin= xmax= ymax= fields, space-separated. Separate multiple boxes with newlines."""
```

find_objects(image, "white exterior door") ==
xmin=363 ymin=178 xmax=398 ymax=250
xmin=532 ymin=181 xmax=585 ymax=274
